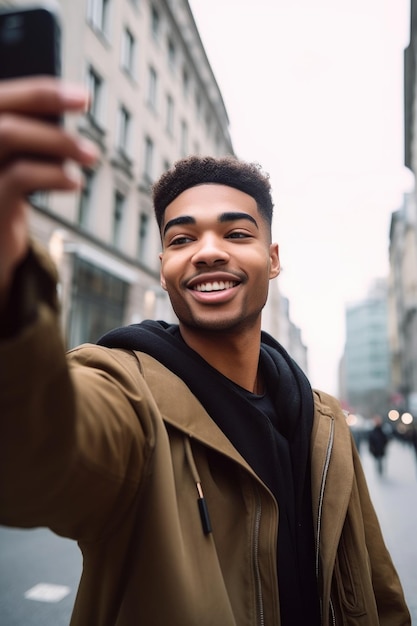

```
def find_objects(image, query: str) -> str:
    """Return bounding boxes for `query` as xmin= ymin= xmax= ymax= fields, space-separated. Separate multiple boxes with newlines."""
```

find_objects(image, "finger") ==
xmin=0 ymin=77 xmax=89 ymax=116
xmin=0 ymin=113 xmax=97 ymax=165
xmin=0 ymin=159 xmax=83 ymax=197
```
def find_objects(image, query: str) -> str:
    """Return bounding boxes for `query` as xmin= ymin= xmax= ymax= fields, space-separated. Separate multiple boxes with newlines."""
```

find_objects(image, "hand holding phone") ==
xmin=0 ymin=6 xmax=97 ymax=305
xmin=0 ymin=3 xmax=62 ymax=124
xmin=0 ymin=4 xmax=61 ymax=81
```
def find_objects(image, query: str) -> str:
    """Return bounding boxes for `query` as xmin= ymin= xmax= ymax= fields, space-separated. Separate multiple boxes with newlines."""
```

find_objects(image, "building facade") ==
xmin=392 ymin=0 xmax=417 ymax=416
xmin=262 ymin=281 xmax=309 ymax=374
xmin=388 ymin=193 xmax=417 ymax=414
xmin=343 ymin=279 xmax=391 ymax=419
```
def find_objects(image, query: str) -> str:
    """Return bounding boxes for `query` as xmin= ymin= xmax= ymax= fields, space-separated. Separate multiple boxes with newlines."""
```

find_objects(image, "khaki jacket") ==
xmin=0 ymin=256 xmax=411 ymax=626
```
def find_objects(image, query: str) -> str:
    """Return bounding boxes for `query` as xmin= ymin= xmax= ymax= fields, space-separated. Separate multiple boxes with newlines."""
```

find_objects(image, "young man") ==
xmin=0 ymin=78 xmax=411 ymax=626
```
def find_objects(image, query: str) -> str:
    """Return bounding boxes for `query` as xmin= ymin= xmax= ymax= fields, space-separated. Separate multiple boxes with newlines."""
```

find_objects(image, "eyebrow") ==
xmin=163 ymin=211 xmax=259 ymax=237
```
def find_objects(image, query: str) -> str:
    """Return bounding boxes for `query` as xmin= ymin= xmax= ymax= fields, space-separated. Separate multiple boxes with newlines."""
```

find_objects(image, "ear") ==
xmin=269 ymin=243 xmax=280 ymax=279
xmin=159 ymin=252 xmax=168 ymax=291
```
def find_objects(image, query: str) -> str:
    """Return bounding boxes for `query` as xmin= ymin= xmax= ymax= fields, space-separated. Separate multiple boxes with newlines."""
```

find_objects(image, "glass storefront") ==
xmin=68 ymin=256 xmax=128 ymax=348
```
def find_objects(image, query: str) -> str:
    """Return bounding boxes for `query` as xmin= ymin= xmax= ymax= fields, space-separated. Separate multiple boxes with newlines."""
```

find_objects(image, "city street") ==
xmin=0 ymin=437 xmax=416 ymax=625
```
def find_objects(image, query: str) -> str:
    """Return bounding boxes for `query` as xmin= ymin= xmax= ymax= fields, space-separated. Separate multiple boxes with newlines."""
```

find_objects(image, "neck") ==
xmin=179 ymin=324 xmax=262 ymax=393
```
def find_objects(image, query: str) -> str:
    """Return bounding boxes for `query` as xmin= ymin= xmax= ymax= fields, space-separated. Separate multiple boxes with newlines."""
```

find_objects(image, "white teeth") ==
xmin=194 ymin=281 xmax=236 ymax=292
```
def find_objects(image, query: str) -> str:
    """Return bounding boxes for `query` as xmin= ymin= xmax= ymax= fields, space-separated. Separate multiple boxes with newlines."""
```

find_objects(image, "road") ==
xmin=358 ymin=436 xmax=417 ymax=623
xmin=0 ymin=525 xmax=80 ymax=626
xmin=0 ymin=437 xmax=416 ymax=624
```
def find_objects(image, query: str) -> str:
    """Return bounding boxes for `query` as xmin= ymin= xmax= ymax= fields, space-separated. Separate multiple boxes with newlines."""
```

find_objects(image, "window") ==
xmin=144 ymin=136 xmax=154 ymax=180
xmin=214 ymin=129 xmax=221 ymax=153
xmin=137 ymin=212 xmax=150 ymax=263
xmin=180 ymin=120 xmax=188 ymax=156
xmin=112 ymin=191 xmax=125 ymax=248
xmin=205 ymin=111 xmax=212 ymax=137
xmin=117 ymin=105 xmax=131 ymax=155
xmin=167 ymin=37 xmax=176 ymax=69
xmin=150 ymin=5 xmax=160 ymax=40
xmin=182 ymin=67 xmax=190 ymax=99
xmin=147 ymin=66 xmax=158 ymax=110
xmin=195 ymin=90 xmax=202 ymax=120
xmin=68 ymin=257 xmax=128 ymax=349
xmin=78 ymin=169 xmax=95 ymax=228
xmin=86 ymin=66 xmax=103 ymax=125
xmin=165 ymin=93 xmax=174 ymax=134
xmin=87 ymin=0 xmax=111 ymax=37
xmin=121 ymin=27 xmax=135 ymax=77
xmin=29 ymin=191 xmax=49 ymax=209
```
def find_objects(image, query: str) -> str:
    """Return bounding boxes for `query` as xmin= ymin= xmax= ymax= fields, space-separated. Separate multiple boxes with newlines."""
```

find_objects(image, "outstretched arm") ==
xmin=0 ymin=79 xmax=153 ymax=539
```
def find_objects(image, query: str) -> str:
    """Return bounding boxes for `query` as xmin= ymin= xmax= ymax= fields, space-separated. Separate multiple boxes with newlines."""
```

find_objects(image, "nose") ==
xmin=191 ymin=233 xmax=229 ymax=267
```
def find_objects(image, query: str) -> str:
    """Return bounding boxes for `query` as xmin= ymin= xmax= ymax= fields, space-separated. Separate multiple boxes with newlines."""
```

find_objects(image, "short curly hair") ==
xmin=152 ymin=155 xmax=274 ymax=231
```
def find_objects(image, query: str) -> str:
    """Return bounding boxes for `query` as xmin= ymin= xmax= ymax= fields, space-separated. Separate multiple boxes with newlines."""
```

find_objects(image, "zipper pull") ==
xmin=197 ymin=482 xmax=212 ymax=534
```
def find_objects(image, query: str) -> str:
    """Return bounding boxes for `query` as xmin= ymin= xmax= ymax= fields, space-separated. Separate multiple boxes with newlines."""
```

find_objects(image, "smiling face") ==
xmin=159 ymin=184 xmax=280 ymax=340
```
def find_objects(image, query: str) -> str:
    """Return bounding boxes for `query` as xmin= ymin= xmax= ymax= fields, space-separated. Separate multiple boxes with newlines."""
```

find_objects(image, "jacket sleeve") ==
xmin=0 ymin=245 xmax=154 ymax=542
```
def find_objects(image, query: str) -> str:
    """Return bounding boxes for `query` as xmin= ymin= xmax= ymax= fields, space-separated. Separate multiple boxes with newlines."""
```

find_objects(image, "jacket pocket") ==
xmin=332 ymin=517 xmax=367 ymax=619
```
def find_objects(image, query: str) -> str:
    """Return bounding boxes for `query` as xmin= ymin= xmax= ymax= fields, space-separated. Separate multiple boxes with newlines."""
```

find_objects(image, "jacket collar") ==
xmin=138 ymin=351 xmax=259 ymax=476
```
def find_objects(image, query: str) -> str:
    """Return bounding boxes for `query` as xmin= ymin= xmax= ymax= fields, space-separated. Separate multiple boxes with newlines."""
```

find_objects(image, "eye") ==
xmin=168 ymin=235 xmax=194 ymax=246
xmin=226 ymin=230 xmax=253 ymax=240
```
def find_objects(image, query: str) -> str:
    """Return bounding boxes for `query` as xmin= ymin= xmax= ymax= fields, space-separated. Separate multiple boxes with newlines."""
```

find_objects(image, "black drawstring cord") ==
xmin=196 ymin=482 xmax=212 ymax=534
xmin=184 ymin=437 xmax=212 ymax=535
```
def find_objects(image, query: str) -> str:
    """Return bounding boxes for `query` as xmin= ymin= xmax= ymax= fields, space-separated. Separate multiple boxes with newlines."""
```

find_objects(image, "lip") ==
xmin=186 ymin=272 xmax=242 ymax=290
xmin=185 ymin=272 xmax=243 ymax=304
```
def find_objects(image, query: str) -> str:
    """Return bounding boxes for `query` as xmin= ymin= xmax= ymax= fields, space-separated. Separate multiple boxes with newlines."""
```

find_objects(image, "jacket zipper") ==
xmin=315 ymin=418 xmax=336 ymax=626
xmin=253 ymin=487 xmax=265 ymax=626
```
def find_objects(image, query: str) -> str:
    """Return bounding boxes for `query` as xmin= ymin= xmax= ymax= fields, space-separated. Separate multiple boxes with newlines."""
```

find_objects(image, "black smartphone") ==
xmin=0 ymin=4 xmax=61 ymax=80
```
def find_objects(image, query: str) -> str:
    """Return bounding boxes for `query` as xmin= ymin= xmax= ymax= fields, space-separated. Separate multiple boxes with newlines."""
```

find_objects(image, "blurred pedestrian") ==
xmin=406 ymin=425 xmax=417 ymax=465
xmin=368 ymin=415 xmax=389 ymax=475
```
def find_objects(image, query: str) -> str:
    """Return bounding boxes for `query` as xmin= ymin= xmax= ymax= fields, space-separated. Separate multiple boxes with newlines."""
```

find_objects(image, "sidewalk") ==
xmin=359 ymin=437 xmax=417 ymax=623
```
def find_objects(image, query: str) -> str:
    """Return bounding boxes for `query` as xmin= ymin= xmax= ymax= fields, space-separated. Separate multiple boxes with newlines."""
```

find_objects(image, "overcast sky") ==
xmin=189 ymin=0 xmax=412 ymax=395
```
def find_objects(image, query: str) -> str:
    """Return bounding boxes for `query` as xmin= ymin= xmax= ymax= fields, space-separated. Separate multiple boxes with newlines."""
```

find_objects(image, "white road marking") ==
xmin=24 ymin=583 xmax=71 ymax=603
